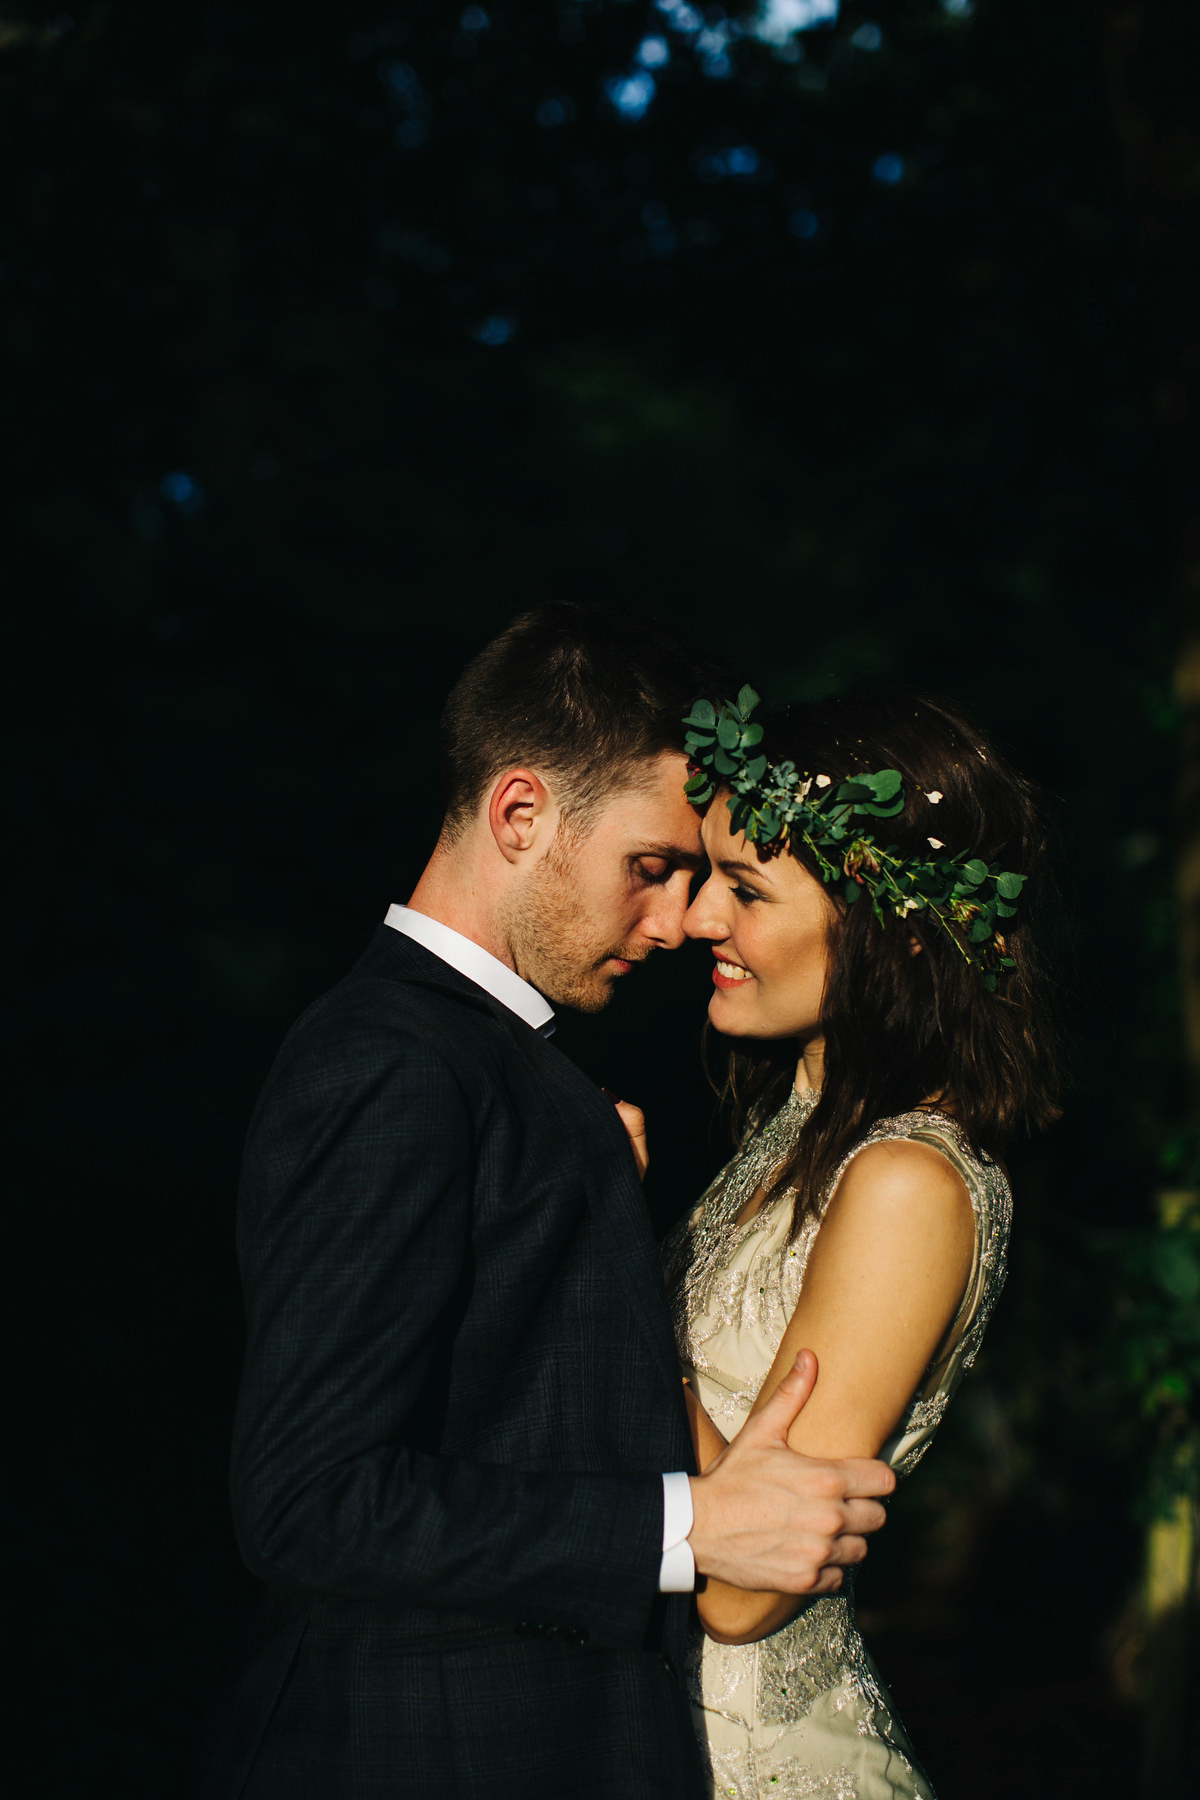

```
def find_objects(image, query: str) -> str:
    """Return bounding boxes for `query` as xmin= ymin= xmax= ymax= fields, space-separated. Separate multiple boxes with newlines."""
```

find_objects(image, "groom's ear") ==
xmin=488 ymin=767 xmax=556 ymax=864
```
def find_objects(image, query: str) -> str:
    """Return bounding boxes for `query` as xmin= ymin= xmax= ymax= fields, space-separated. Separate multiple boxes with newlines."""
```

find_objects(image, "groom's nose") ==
xmin=640 ymin=873 xmax=692 ymax=950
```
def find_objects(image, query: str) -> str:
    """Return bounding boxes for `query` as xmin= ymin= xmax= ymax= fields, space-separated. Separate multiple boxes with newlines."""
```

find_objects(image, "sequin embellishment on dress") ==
xmin=664 ymin=1090 xmax=1012 ymax=1799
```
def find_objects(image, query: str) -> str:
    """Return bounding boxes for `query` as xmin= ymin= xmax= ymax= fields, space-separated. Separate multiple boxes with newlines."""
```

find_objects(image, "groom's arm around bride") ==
xmin=192 ymin=606 xmax=894 ymax=1800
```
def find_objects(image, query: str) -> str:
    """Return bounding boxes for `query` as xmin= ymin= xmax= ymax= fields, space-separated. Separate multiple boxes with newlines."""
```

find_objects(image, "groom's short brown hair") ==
xmin=440 ymin=603 xmax=736 ymax=838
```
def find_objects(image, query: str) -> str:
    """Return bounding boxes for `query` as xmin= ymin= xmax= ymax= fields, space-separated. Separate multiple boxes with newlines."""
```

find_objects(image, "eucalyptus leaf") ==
xmin=1151 ymin=1238 xmax=1200 ymax=1303
xmin=680 ymin=688 xmax=1025 ymax=986
xmin=868 ymin=770 xmax=904 ymax=800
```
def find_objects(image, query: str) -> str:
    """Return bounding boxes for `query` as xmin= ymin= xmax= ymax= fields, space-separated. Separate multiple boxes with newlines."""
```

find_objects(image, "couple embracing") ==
xmin=195 ymin=604 xmax=1056 ymax=1800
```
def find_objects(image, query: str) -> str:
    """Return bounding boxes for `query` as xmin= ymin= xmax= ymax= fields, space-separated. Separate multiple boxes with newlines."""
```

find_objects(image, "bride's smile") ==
xmin=711 ymin=954 xmax=751 ymax=986
xmin=684 ymin=794 xmax=839 ymax=1076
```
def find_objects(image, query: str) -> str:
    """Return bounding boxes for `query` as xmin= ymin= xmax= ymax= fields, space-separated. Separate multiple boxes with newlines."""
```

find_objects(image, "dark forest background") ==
xmin=4 ymin=2 xmax=1199 ymax=1795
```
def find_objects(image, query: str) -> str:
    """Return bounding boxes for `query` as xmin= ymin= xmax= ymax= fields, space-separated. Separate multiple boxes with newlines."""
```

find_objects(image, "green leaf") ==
xmin=969 ymin=917 xmax=993 ymax=944
xmin=686 ymin=699 xmax=716 ymax=728
xmin=717 ymin=714 xmax=741 ymax=750
xmin=866 ymin=769 xmax=904 ymax=801
xmin=996 ymin=871 xmax=1026 ymax=900
xmin=713 ymin=747 xmax=737 ymax=776
xmin=1151 ymin=1238 xmax=1200 ymax=1303
xmin=737 ymin=684 xmax=760 ymax=717
xmin=844 ymin=880 xmax=862 ymax=904
xmin=744 ymin=755 xmax=768 ymax=783
xmin=995 ymin=900 xmax=1017 ymax=918
xmin=835 ymin=780 xmax=873 ymax=803
xmin=962 ymin=859 xmax=989 ymax=887
xmin=684 ymin=773 xmax=712 ymax=799
xmin=741 ymin=722 xmax=764 ymax=748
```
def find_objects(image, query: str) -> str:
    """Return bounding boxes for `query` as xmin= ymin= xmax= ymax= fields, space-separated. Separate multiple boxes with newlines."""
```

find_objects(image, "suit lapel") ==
xmin=533 ymin=1038 xmax=685 ymax=1398
xmin=359 ymin=924 xmax=685 ymax=1399
xmin=584 ymin=1144 xmax=685 ymax=1398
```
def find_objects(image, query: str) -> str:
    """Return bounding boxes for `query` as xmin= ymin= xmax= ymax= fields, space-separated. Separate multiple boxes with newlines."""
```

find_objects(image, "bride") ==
xmin=662 ymin=685 xmax=1059 ymax=1800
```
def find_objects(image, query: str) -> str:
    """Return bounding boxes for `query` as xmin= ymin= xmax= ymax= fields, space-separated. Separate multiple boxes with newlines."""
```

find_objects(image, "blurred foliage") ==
xmin=1 ymin=1 xmax=1190 ymax=1795
xmin=1102 ymin=1190 xmax=1200 ymax=1516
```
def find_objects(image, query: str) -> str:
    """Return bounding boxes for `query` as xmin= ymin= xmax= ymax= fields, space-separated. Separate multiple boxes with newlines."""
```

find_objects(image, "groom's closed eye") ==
xmin=632 ymin=858 xmax=673 ymax=885
xmin=629 ymin=843 xmax=705 ymax=888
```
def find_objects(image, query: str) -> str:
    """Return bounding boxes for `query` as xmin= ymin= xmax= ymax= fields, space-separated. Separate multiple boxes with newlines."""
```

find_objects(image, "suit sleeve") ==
xmin=229 ymin=996 xmax=664 ymax=1646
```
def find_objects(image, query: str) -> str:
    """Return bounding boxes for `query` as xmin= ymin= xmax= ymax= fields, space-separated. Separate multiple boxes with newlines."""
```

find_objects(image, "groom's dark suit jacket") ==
xmin=193 ymin=925 xmax=703 ymax=1799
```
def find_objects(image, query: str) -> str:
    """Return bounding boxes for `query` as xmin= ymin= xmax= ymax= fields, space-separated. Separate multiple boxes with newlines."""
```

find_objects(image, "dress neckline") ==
xmin=728 ymin=1086 xmax=819 ymax=1231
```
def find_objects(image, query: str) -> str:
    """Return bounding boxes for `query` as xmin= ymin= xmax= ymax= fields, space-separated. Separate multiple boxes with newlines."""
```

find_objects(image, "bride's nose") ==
xmin=683 ymin=874 xmax=726 ymax=942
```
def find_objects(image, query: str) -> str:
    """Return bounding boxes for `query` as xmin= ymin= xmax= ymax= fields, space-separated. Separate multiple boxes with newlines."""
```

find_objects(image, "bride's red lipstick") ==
xmin=712 ymin=950 xmax=753 ymax=990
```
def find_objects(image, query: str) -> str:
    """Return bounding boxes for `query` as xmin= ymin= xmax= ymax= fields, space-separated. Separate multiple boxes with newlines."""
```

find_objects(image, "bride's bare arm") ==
xmin=684 ymin=1378 xmax=728 ymax=1471
xmin=696 ymin=1138 xmax=975 ymax=1645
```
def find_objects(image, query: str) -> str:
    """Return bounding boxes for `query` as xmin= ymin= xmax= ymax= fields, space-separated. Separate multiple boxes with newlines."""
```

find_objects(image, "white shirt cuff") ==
xmin=658 ymin=1470 xmax=696 ymax=1592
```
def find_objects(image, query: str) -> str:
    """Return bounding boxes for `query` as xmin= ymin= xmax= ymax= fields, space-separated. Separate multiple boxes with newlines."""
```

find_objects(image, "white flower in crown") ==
xmin=925 ymin=789 xmax=943 ymax=803
xmin=894 ymin=897 xmax=921 ymax=917
xmin=928 ymin=837 xmax=945 ymax=850
xmin=814 ymin=773 xmax=832 ymax=788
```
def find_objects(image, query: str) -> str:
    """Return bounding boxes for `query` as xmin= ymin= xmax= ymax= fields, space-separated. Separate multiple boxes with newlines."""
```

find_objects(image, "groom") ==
xmin=195 ymin=605 xmax=895 ymax=1799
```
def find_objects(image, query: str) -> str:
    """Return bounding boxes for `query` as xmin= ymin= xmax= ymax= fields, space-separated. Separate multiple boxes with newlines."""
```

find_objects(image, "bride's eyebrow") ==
xmin=717 ymin=858 xmax=772 ymax=881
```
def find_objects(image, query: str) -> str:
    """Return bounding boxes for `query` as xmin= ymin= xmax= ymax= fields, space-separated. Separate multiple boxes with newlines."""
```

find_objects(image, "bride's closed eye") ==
xmin=732 ymin=882 xmax=765 ymax=905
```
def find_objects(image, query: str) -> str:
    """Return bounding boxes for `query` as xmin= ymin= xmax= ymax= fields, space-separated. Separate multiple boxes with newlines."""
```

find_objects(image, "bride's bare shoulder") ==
xmin=815 ymin=1134 xmax=975 ymax=1270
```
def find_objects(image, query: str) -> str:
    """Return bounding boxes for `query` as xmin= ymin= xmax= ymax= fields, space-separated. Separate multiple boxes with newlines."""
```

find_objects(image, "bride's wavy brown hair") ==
xmin=708 ymin=688 xmax=1062 ymax=1234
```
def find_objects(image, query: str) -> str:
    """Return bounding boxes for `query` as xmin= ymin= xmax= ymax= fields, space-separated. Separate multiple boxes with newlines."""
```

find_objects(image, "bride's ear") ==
xmin=488 ymin=768 xmax=555 ymax=863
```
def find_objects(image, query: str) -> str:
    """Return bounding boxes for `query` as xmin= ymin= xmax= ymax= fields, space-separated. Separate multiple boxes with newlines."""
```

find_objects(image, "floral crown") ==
xmin=683 ymin=687 xmax=1026 ymax=990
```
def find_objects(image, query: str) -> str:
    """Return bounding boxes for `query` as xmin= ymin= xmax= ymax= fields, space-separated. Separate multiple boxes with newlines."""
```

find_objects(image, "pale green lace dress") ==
xmin=664 ymin=1087 xmax=1012 ymax=1800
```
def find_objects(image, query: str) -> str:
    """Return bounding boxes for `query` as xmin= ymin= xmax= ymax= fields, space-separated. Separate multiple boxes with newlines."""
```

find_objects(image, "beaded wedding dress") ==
xmin=663 ymin=1086 xmax=1012 ymax=1800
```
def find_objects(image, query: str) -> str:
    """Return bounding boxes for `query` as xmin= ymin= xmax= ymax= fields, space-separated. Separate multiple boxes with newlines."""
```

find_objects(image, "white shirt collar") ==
xmin=383 ymin=904 xmax=555 ymax=1035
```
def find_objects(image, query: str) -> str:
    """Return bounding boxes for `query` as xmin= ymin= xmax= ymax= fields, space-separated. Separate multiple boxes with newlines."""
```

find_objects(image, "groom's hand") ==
xmin=687 ymin=1350 xmax=895 ymax=1596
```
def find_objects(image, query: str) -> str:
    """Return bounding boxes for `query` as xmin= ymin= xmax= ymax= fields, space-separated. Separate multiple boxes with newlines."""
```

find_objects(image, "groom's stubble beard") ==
xmin=501 ymin=822 xmax=648 ymax=1013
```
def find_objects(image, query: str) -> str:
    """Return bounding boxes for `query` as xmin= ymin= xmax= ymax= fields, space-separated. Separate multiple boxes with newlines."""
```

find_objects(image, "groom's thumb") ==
xmin=742 ymin=1350 xmax=818 ymax=1448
